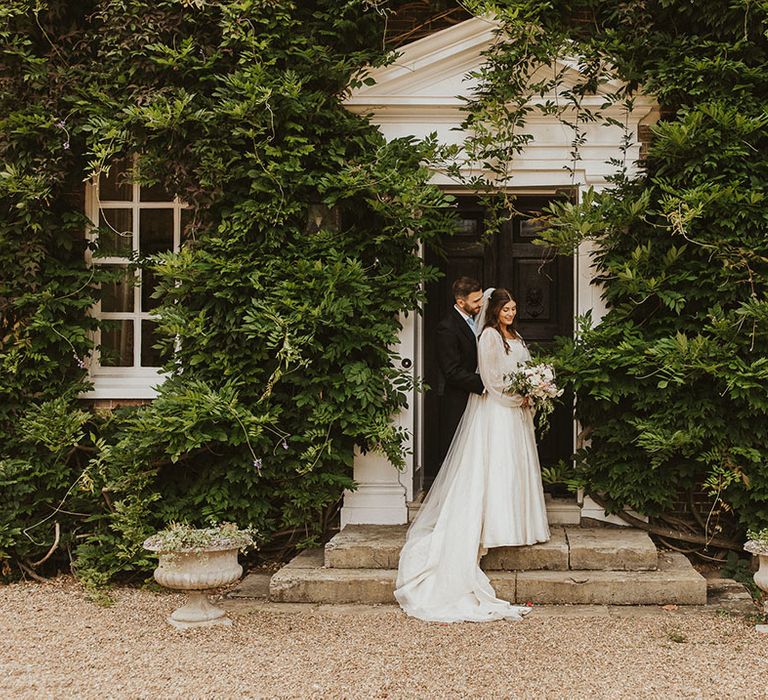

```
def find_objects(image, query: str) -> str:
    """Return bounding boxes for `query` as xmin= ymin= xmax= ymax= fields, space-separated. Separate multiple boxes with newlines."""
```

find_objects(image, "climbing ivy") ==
xmin=460 ymin=0 xmax=768 ymax=543
xmin=0 ymin=0 xmax=454 ymax=582
xmin=4 ymin=0 xmax=767 ymax=581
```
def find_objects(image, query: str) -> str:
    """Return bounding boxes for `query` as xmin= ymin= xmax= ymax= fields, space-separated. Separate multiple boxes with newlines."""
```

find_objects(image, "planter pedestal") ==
xmin=168 ymin=591 xmax=232 ymax=630
xmin=745 ymin=546 xmax=768 ymax=633
xmin=151 ymin=548 xmax=243 ymax=629
xmin=755 ymin=553 xmax=768 ymax=633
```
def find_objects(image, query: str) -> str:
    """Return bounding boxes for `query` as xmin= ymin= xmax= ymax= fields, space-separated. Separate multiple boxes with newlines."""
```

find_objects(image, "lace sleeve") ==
xmin=478 ymin=328 xmax=524 ymax=407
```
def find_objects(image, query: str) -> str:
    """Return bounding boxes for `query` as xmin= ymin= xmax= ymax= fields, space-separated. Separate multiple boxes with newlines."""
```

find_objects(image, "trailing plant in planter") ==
xmin=744 ymin=528 xmax=768 ymax=620
xmin=143 ymin=522 xmax=255 ymax=556
xmin=745 ymin=529 xmax=768 ymax=557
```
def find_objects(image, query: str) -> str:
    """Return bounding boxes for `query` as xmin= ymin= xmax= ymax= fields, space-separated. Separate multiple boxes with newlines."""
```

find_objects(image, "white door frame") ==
xmin=340 ymin=16 xmax=658 ymax=528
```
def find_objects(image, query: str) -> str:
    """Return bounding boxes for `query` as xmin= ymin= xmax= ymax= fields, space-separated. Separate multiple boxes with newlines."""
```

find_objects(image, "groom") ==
xmin=435 ymin=277 xmax=485 ymax=467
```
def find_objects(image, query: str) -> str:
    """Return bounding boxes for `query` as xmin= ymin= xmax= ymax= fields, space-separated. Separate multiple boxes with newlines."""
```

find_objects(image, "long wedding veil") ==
xmin=474 ymin=287 xmax=495 ymax=338
xmin=397 ymin=285 xmax=494 ymax=607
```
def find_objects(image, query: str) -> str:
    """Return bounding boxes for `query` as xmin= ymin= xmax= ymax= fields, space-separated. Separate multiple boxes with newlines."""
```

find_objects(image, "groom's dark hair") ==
xmin=452 ymin=276 xmax=481 ymax=301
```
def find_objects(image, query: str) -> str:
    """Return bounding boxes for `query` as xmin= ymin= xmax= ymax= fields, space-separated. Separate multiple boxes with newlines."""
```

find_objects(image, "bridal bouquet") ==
xmin=504 ymin=362 xmax=564 ymax=432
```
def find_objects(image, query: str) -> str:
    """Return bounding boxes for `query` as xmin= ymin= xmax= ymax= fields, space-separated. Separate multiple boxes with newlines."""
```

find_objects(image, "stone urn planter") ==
xmin=144 ymin=523 xmax=254 ymax=630
xmin=744 ymin=529 xmax=768 ymax=632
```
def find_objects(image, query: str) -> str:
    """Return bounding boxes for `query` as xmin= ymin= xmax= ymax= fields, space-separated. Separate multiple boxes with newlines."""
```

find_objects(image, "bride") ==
xmin=394 ymin=287 xmax=550 ymax=622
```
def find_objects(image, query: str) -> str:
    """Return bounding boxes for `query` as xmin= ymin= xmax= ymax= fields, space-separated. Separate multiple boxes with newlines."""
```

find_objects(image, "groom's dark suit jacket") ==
xmin=435 ymin=307 xmax=485 ymax=468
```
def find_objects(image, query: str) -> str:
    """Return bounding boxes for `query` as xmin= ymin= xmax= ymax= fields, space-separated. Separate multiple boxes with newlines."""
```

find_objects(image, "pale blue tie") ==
xmin=466 ymin=315 xmax=476 ymax=332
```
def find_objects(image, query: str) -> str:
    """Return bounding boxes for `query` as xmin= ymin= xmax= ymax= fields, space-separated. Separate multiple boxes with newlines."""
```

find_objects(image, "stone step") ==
xmin=268 ymin=550 xmax=706 ymax=606
xmin=482 ymin=528 xmax=569 ymax=571
xmin=325 ymin=524 xmax=405 ymax=570
xmin=270 ymin=549 xmax=397 ymax=605
xmin=515 ymin=553 xmax=706 ymax=605
xmin=324 ymin=525 xmax=658 ymax=572
xmin=566 ymin=527 xmax=657 ymax=571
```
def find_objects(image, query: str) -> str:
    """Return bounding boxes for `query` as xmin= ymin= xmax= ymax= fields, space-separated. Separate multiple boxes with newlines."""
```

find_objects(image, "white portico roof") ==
xmin=345 ymin=16 xmax=659 ymax=188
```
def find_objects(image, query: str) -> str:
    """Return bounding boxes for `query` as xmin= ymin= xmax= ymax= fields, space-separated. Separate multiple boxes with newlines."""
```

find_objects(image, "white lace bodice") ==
xmin=477 ymin=327 xmax=531 ymax=407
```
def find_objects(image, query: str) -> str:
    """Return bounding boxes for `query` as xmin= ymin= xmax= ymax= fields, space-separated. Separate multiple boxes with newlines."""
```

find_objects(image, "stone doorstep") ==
xmin=268 ymin=549 xmax=707 ymax=606
xmin=325 ymin=524 xmax=406 ymax=570
xmin=324 ymin=525 xmax=657 ymax=572
xmin=482 ymin=528 xmax=568 ymax=571
xmin=269 ymin=548 xmax=394 ymax=605
xmin=229 ymin=571 xmax=751 ymax=608
xmin=407 ymin=496 xmax=581 ymax=526
xmin=566 ymin=527 xmax=657 ymax=571
xmin=324 ymin=524 xmax=569 ymax=571
xmin=516 ymin=553 xmax=706 ymax=606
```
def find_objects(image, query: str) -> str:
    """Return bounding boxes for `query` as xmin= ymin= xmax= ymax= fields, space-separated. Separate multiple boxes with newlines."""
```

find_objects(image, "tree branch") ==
xmin=16 ymin=559 xmax=48 ymax=583
xmin=28 ymin=521 xmax=60 ymax=568
xmin=587 ymin=492 xmax=743 ymax=551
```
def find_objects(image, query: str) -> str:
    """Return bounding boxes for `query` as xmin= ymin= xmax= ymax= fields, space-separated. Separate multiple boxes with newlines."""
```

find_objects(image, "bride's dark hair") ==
xmin=482 ymin=288 xmax=520 ymax=353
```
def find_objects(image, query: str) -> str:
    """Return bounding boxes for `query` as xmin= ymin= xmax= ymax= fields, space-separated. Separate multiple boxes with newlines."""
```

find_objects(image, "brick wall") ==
xmin=638 ymin=123 xmax=654 ymax=162
xmin=85 ymin=399 xmax=152 ymax=413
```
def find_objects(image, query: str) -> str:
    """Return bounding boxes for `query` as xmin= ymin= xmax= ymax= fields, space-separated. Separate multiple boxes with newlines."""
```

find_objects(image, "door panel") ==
xmin=423 ymin=195 xmax=573 ymax=486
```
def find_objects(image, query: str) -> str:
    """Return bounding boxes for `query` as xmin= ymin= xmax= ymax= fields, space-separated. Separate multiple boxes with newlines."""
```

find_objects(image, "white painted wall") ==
xmin=341 ymin=17 xmax=658 ymax=525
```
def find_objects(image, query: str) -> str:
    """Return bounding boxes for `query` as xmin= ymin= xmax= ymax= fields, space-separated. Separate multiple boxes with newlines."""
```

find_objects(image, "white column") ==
xmin=576 ymin=236 xmax=609 ymax=324
xmin=339 ymin=448 xmax=409 ymax=526
xmin=340 ymin=311 xmax=417 ymax=526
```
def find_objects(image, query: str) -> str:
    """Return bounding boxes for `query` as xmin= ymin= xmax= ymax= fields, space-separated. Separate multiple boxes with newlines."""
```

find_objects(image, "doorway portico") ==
xmin=340 ymin=16 xmax=658 ymax=527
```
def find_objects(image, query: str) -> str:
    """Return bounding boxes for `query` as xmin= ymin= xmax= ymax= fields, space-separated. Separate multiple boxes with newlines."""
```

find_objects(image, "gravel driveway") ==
xmin=1 ymin=577 xmax=766 ymax=699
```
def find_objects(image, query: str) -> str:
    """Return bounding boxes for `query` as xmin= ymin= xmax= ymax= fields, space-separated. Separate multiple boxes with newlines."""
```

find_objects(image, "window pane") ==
xmin=520 ymin=218 xmax=545 ymax=239
xmin=140 ymin=181 xmax=173 ymax=202
xmin=98 ymin=160 xmax=132 ymax=201
xmin=141 ymin=320 xmax=167 ymax=367
xmin=139 ymin=209 xmax=174 ymax=255
xmin=457 ymin=218 xmax=478 ymax=235
xmin=97 ymin=209 xmax=133 ymax=257
xmin=101 ymin=266 xmax=135 ymax=312
xmin=100 ymin=320 xmax=134 ymax=367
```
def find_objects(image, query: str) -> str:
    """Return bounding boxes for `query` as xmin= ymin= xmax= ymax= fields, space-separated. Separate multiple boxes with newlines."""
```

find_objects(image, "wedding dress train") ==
xmin=394 ymin=327 xmax=550 ymax=622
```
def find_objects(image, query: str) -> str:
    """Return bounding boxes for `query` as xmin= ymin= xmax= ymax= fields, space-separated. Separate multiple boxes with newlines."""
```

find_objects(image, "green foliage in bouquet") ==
xmin=0 ymin=0 xmax=455 ymax=582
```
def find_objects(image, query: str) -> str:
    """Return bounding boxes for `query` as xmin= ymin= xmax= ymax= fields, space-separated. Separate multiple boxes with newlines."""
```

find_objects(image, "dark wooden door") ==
xmin=423 ymin=195 xmax=574 ymax=487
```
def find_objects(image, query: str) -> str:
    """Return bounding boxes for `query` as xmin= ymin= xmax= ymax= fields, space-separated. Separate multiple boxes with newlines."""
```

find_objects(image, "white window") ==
xmin=82 ymin=160 xmax=191 ymax=399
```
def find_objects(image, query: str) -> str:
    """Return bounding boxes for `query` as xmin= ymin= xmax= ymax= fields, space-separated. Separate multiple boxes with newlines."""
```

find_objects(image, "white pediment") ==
xmin=345 ymin=16 xmax=646 ymax=111
xmin=345 ymin=16 xmax=658 ymax=189
xmin=346 ymin=17 xmax=498 ymax=107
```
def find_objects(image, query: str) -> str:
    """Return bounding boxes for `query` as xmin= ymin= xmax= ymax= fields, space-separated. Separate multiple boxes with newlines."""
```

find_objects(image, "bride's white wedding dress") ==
xmin=394 ymin=326 xmax=550 ymax=622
